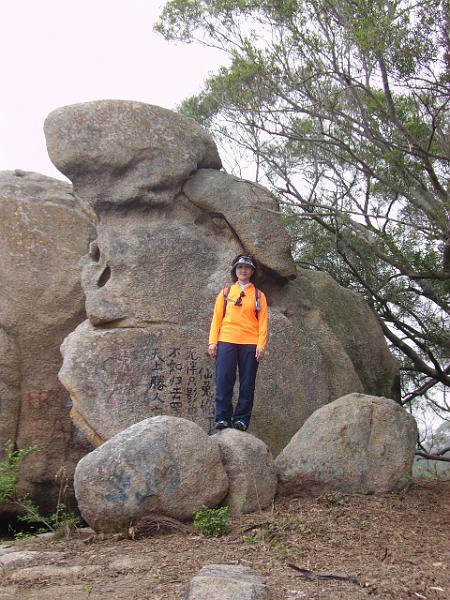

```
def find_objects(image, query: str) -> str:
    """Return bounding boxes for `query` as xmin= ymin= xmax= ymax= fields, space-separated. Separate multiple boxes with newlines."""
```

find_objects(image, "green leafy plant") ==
xmin=0 ymin=441 xmax=38 ymax=503
xmin=242 ymin=521 xmax=271 ymax=543
xmin=12 ymin=530 xmax=34 ymax=541
xmin=333 ymin=533 xmax=345 ymax=545
xmin=319 ymin=491 xmax=345 ymax=506
xmin=80 ymin=583 xmax=93 ymax=598
xmin=16 ymin=499 xmax=80 ymax=538
xmin=193 ymin=505 xmax=230 ymax=537
xmin=394 ymin=474 xmax=417 ymax=492
xmin=275 ymin=543 xmax=290 ymax=558
xmin=0 ymin=443 xmax=80 ymax=539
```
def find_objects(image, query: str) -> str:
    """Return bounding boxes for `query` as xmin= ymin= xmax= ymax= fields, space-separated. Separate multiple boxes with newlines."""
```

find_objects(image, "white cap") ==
xmin=233 ymin=256 xmax=256 ymax=269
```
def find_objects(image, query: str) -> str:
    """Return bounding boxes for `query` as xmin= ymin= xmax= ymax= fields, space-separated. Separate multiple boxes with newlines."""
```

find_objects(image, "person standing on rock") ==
xmin=208 ymin=255 xmax=269 ymax=431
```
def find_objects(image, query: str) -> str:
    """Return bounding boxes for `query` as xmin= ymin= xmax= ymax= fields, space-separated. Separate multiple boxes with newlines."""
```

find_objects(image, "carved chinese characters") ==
xmin=60 ymin=324 xmax=216 ymax=444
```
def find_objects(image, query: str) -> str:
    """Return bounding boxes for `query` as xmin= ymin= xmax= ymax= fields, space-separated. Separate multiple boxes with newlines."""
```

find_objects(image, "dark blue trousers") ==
xmin=215 ymin=342 xmax=259 ymax=427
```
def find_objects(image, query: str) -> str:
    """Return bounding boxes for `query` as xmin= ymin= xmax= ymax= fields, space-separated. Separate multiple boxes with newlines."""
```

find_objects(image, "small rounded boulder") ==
xmin=74 ymin=416 xmax=229 ymax=532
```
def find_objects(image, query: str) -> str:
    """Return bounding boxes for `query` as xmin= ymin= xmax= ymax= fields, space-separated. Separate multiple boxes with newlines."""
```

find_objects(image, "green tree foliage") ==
xmin=156 ymin=0 xmax=450 ymax=417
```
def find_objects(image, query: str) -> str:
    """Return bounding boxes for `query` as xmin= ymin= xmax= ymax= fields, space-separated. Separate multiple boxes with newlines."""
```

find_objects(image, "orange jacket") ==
xmin=209 ymin=282 xmax=269 ymax=349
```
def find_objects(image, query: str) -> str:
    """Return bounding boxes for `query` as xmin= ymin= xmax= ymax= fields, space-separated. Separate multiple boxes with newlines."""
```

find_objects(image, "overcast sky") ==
xmin=0 ymin=0 xmax=224 ymax=180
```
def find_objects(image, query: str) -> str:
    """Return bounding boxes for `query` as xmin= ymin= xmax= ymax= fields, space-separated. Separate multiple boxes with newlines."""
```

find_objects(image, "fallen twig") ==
xmin=240 ymin=521 xmax=271 ymax=534
xmin=287 ymin=563 xmax=360 ymax=585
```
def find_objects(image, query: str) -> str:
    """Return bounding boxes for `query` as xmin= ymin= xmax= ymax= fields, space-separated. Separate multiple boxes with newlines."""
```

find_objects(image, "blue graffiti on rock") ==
xmin=104 ymin=468 xmax=132 ymax=506
xmin=134 ymin=463 xmax=181 ymax=502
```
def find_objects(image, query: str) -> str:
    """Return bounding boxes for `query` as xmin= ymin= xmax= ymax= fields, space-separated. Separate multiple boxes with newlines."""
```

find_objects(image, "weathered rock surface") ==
xmin=183 ymin=169 xmax=296 ymax=279
xmin=74 ymin=416 xmax=228 ymax=533
xmin=44 ymin=100 xmax=222 ymax=209
xmin=0 ymin=329 xmax=21 ymax=460
xmin=60 ymin=322 xmax=217 ymax=444
xmin=0 ymin=170 xmax=95 ymax=510
xmin=77 ymin=204 xmax=240 ymax=328
xmin=293 ymin=270 xmax=401 ymax=401
xmin=275 ymin=393 xmax=418 ymax=494
xmin=43 ymin=100 xmax=399 ymax=457
xmin=0 ymin=551 xmax=63 ymax=571
xmin=108 ymin=556 xmax=154 ymax=573
xmin=212 ymin=429 xmax=277 ymax=514
xmin=7 ymin=565 xmax=101 ymax=584
xmin=185 ymin=564 xmax=270 ymax=600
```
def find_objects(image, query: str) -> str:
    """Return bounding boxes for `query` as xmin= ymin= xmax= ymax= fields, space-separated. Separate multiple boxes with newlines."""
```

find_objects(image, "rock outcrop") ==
xmin=0 ymin=170 xmax=95 ymax=511
xmin=74 ymin=416 xmax=228 ymax=533
xmin=275 ymin=393 xmax=418 ymax=494
xmin=212 ymin=429 xmax=277 ymax=514
xmin=44 ymin=100 xmax=400 ymax=456
xmin=185 ymin=564 xmax=270 ymax=600
xmin=44 ymin=100 xmax=222 ymax=209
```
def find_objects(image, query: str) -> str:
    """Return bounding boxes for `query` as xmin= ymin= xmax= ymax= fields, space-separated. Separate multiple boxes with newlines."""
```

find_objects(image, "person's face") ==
xmin=235 ymin=263 xmax=254 ymax=283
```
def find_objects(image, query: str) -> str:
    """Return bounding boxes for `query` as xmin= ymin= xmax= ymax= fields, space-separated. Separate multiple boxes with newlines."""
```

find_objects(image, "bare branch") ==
xmin=415 ymin=451 xmax=450 ymax=462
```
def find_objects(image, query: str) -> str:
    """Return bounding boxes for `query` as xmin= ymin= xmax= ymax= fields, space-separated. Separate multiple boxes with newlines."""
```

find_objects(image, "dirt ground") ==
xmin=1 ymin=479 xmax=449 ymax=600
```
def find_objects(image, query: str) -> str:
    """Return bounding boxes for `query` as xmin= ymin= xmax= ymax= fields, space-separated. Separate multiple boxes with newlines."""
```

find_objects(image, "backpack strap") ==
xmin=222 ymin=287 xmax=229 ymax=318
xmin=222 ymin=285 xmax=261 ymax=319
xmin=255 ymin=287 xmax=261 ymax=319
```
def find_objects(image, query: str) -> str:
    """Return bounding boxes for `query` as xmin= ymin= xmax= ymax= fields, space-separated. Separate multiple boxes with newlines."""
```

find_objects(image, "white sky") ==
xmin=0 ymin=0 xmax=224 ymax=180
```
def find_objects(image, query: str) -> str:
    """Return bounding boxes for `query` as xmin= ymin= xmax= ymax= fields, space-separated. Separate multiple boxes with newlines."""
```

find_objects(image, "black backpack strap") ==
xmin=222 ymin=287 xmax=229 ymax=318
xmin=255 ymin=288 xmax=261 ymax=319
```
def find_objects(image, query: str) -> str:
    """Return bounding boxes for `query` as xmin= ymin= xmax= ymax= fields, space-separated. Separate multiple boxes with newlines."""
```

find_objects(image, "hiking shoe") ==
xmin=215 ymin=420 xmax=230 ymax=430
xmin=233 ymin=420 xmax=247 ymax=431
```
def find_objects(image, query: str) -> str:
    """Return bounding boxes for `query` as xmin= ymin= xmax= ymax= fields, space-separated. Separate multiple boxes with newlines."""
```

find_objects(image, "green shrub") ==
xmin=17 ymin=499 xmax=81 ymax=537
xmin=193 ymin=505 xmax=230 ymax=537
xmin=319 ymin=490 xmax=344 ymax=506
xmin=242 ymin=520 xmax=272 ymax=543
xmin=0 ymin=441 xmax=38 ymax=503
xmin=394 ymin=474 xmax=417 ymax=492
xmin=0 ymin=442 xmax=80 ymax=539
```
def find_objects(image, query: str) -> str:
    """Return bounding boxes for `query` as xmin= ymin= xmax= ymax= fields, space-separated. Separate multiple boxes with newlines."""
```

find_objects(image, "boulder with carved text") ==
xmin=43 ymin=100 xmax=400 ymax=457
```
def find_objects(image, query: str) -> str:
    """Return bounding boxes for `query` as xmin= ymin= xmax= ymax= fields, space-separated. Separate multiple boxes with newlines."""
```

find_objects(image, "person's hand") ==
xmin=256 ymin=347 xmax=265 ymax=362
xmin=208 ymin=343 xmax=218 ymax=358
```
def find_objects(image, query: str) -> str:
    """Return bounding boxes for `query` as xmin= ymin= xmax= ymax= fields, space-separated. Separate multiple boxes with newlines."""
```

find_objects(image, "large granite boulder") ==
xmin=0 ymin=170 xmax=95 ymax=511
xmin=183 ymin=170 xmax=295 ymax=279
xmin=44 ymin=100 xmax=399 ymax=456
xmin=275 ymin=393 xmax=418 ymax=494
xmin=44 ymin=100 xmax=222 ymax=209
xmin=185 ymin=564 xmax=270 ymax=600
xmin=212 ymin=429 xmax=277 ymax=515
xmin=74 ymin=416 xmax=228 ymax=533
